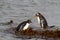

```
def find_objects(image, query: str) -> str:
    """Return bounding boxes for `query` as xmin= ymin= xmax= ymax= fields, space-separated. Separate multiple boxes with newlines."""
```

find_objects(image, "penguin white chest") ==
xmin=37 ymin=17 xmax=40 ymax=23
xmin=23 ymin=23 xmax=30 ymax=30
xmin=41 ymin=20 xmax=44 ymax=29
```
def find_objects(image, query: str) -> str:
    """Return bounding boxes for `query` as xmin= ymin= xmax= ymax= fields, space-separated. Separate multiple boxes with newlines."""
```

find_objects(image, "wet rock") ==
xmin=5 ymin=27 xmax=60 ymax=38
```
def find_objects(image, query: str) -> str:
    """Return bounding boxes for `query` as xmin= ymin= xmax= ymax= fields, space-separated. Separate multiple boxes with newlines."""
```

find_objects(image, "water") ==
xmin=0 ymin=0 xmax=60 ymax=40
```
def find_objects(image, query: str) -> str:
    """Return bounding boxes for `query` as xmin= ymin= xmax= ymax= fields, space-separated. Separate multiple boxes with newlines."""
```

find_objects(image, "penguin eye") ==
xmin=29 ymin=20 xmax=32 ymax=23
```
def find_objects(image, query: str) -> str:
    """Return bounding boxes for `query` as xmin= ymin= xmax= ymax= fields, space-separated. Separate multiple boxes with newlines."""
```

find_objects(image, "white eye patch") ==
xmin=36 ymin=14 xmax=39 ymax=15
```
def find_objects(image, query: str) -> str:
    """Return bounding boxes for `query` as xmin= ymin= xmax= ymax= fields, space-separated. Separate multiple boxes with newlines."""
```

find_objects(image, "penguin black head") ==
xmin=10 ymin=20 xmax=13 ymax=23
xmin=34 ymin=12 xmax=40 ymax=19
xmin=27 ymin=19 xmax=32 ymax=23
xmin=36 ymin=13 xmax=39 ymax=16
xmin=36 ymin=12 xmax=41 ymax=16
xmin=35 ymin=12 xmax=42 ymax=19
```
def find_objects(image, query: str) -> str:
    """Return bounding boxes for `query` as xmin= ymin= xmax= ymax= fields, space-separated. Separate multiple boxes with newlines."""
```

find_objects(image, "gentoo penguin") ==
xmin=16 ymin=19 xmax=32 ymax=31
xmin=0 ymin=20 xmax=13 ymax=25
xmin=7 ymin=20 xmax=13 ymax=24
xmin=35 ymin=12 xmax=48 ymax=29
xmin=35 ymin=12 xmax=55 ymax=29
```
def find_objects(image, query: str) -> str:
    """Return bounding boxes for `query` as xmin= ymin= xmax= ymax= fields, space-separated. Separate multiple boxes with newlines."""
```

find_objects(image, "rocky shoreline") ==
xmin=4 ymin=27 xmax=60 ymax=39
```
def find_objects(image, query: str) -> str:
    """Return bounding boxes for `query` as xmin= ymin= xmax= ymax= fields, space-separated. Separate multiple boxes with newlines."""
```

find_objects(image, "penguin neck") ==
xmin=23 ymin=23 xmax=30 ymax=30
